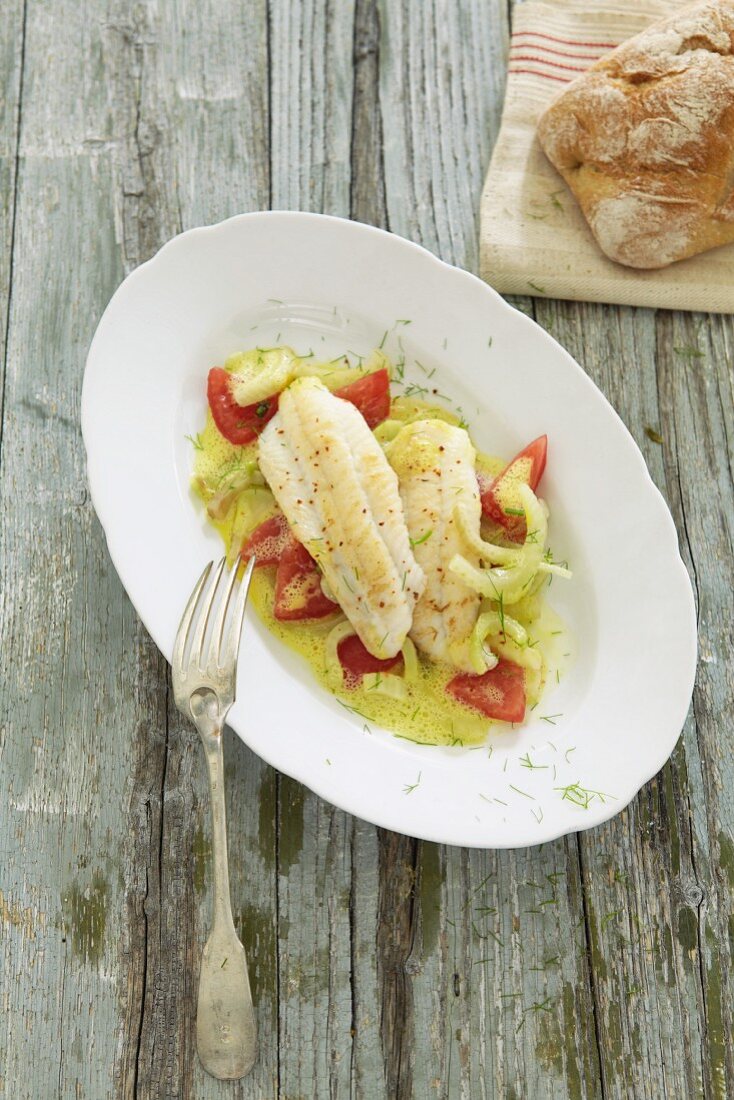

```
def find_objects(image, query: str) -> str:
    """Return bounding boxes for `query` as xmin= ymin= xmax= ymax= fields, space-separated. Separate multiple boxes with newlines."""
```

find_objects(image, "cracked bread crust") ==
xmin=536 ymin=0 xmax=734 ymax=268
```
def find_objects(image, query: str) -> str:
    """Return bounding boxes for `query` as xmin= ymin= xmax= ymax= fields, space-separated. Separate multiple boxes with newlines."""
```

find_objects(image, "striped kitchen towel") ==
xmin=480 ymin=0 xmax=734 ymax=312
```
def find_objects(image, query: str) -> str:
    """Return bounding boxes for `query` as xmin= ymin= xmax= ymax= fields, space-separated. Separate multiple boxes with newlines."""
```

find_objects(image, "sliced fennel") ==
xmin=324 ymin=619 xmax=355 ymax=685
xmin=401 ymin=638 xmax=420 ymax=682
xmin=538 ymin=561 xmax=573 ymax=579
xmin=227 ymin=346 xmax=300 ymax=405
xmin=362 ymin=672 xmax=409 ymax=700
xmin=455 ymin=503 xmax=525 ymax=567
xmin=373 ymin=418 xmax=405 ymax=445
xmin=324 ymin=619 xmax=417 ymax=692
xmin=203 ymin=460 xmax=265 ymax=520
xmin=485 ymin=632 xmax=542 ymax=672
xmin=450 ymin=484 xmax=551 ymax=604
xmin=468 ymin=609 xmax=528 ymax=674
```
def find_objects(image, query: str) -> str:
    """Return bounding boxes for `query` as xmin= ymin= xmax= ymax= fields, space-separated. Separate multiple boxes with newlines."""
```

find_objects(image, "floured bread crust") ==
xmin=536 ymin=0 xmax=734 ymax=269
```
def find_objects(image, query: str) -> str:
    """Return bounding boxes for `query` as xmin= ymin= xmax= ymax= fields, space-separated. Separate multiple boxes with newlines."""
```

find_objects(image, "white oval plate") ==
xmin=82 ymin=212 xmax=697 ymax=848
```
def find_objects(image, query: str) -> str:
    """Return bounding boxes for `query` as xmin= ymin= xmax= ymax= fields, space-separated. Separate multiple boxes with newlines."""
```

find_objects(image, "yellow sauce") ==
xmin=191 ymin=359 xmax=571 ymax=745
xmin=192 ymin=412 xmax=276 ymax=552
xmin=248 ymin=566 xmax=490 ymax=745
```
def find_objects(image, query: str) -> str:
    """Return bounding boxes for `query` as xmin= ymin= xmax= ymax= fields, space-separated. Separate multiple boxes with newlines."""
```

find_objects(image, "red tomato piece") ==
xmin=334 ymin=368 xmax=391 ymax=429
xmin=241 ymin=513 xmax=295 ymax=566
xmin=337 ymin=633 xmax=403 ymax=688
xmin=273 ymin=541 xmax=339 ymax=621
xmin=479 ymin=435 xmax=548 ymax=543
xmin=446 ymin=659 xmax=526 ymax=723
xmin=207 ymin=367 xmax=280 ymax=445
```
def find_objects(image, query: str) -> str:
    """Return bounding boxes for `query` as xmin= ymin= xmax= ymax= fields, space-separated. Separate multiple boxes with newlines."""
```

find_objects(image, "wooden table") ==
xmin=1 ymin=2 xmax=730 ymax=1097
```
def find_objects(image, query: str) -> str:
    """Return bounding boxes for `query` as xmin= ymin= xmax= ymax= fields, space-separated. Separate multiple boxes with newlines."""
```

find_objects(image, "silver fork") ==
xmin=172 ymin=556 xmax=257 ymax=1080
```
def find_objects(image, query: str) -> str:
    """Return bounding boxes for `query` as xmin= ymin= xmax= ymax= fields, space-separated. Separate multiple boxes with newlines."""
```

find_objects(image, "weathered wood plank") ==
xmin=0 ymin=0 xmax=24 ymax=407
xmin=162 ymin=0 xmax=271 ymax=226
xmin=348 ymin=6 xmax=397 ymax=1094
xmin=528 ymin=300 xmax=697 ymax=1098
xmin=0 ymin=3 xmax=171 ymax=1097
xmin=377 ymin=0 xmax=506 ymax=269
xmin=654 ymin=311 xmax=733 ymax=1099
xmin=375 ymin=3 xmax=602 ymax=1097
xmin=270 ymin=0 xmax=356 ymax=214
xmin=0 ymin=3 xmax=276 ymax=1098
xmin=0 ymin=119 xmax=135 ymax=1100
xmin=528 ymin=291 xmax=733 ymax=1100
xmin=267 ymin=4 xmax=365 ymax=1096
xmin=105 ymin=3 xmax=278 ymax=1098
xmin=276 ymin=779 xmax=356 ymax=1096
xmin=348 ymin=819 xmax=384 ymax=1096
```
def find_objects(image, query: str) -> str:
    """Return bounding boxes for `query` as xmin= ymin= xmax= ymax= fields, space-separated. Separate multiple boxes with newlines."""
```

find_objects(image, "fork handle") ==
xmin=197 ymin=727 xmax=257 ymax=1079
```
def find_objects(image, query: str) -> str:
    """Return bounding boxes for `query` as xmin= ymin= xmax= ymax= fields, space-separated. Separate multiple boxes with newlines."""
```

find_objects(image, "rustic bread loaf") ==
xmin=536 ymin=0 xmax=734 ymax=269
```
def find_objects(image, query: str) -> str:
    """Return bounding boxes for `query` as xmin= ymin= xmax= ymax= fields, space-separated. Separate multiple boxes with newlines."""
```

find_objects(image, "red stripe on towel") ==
xmin=512 ymin=31 xmax=619 ymax=49
xmin=509 ymin=54 xmax=591 ymax=73
xmin=510 ymin=43 xmax=607 ymax=60
xmin=507 ymin=66 xmax=572 ymax=83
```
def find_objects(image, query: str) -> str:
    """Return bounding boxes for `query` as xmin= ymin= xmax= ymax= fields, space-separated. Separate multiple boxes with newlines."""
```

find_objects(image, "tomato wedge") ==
xmin=242 ymin=514 xmax=338 ymax=619
xmin=334 ymin=368 xmax=390 ymax=429
xmin=337 ymin=633 xmax=403 ymax=688
xmin=446 ymin=659 xmax=526 ymax=723
xmin=241 ymin=513 xmax=294 ymax=566
xmin=273 ymin=540 xmax=338 ymax=621
xmin=479 ymin=435 xmax=548 ymax=543
xmin=207 ymin=367 xmax=280 ymax=445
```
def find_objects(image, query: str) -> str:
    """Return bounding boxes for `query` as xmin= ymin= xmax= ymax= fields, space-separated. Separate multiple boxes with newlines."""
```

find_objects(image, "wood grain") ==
xmin=0 ymin=3 xmax=144 ymax=1096
xmin=0 ymin=0 xmax=24 ymax=415
xmin=0 ymin=0 xmax=728 ymax=1097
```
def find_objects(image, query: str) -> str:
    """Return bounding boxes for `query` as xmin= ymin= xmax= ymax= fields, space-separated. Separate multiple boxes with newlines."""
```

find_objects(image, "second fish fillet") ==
xmin=388 ymin=419 xmax=483 ymax=673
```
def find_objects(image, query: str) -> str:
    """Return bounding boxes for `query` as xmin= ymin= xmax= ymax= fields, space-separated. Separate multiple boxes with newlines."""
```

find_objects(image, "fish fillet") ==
xmin=388 ymin=419 xmax=482 ymax=673
xmin=258 ymin=376 xmax=424 ymax=658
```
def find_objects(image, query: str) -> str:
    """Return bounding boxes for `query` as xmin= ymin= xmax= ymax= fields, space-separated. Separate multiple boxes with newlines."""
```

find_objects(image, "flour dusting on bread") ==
xmin=537 ymin=0 xmax=734 ymax=268
xmin=590 ymin=192 xmax=701 ymax=267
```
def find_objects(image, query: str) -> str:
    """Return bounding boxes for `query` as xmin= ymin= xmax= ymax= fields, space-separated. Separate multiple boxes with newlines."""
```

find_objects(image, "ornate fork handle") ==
xmin=191 ymin=698 xmax=256 ymax=1079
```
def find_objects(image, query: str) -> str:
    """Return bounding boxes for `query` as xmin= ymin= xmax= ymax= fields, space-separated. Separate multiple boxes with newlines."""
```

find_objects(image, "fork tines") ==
xmin=173 ymin=557 xmax=255 ymax=684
